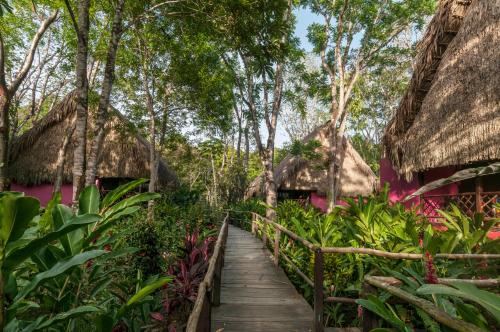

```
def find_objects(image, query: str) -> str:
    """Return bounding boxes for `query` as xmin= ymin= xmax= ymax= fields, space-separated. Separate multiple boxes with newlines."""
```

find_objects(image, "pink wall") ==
xmin=379 ymin=158 xmax=420 ymax=207
xmin=311 ymin=192 xmax=328 ymax=212
xmin=11 ymin=183 xmax=73 ymax=207
xmin=310 ymin=192 xmax=349 ymax=212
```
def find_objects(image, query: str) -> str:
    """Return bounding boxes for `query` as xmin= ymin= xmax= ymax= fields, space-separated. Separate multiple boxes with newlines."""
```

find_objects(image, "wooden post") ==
xmin=361 ymin=282 xmax=378 ymax=331
xmin=274 ymin=228 xmax=281 ymax=267
xmin=251 ymin=213 xmax=256 ymax=235
xmin=262 ymin=217 xmax=267 ymax=249
xmin=212 ymin=255 xmax=222 ymax=306
xmin=313 ymin=249 xmax=324 ymax=332
xmin=475 ymin=177 xmax=483 ymax=213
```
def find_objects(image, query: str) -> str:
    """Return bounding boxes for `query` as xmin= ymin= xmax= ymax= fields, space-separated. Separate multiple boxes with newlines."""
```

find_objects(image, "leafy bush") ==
xmin=0 ymin=180 xmax=171 ymax=331
xmin=251 ymin=188 xmax=499 ymax=329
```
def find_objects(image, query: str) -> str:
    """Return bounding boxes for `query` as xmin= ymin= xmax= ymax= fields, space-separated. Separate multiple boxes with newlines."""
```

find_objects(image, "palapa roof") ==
xmin=245 ymin=122 xmax=377 ymax=199
xmin=383 ymin=0 xmax=500 ymax=179
xmin=9 ymin=92 xmax=179 ymax=188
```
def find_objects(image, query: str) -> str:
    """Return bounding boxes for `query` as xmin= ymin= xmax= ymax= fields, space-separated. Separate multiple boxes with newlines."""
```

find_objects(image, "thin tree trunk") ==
xmin=54 ymin=120 xmax=76 ymax=194
xmin=263 ymin=151 xmax=277 ymax=220
xmin=86 ymin=0 xmax=125 ymax=186
xmin=0 ymin=86 xmax=10 ymax=191
xmin=244 ymin=125 xmax=249 ymax=172
xmin=210 ymin=152 xmax=218 ymax=206
xmin=142 ymin=72 xmax=157 ymax=222
xmin=70 ymin=0 xmax=91 ymax=203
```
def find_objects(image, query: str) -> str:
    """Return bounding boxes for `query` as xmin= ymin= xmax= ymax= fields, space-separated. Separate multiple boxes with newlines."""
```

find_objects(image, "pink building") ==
xmin=245 ymin=123 xmax=377 ymax=212
xmin=8 ymin=93 xmax=179 ymax=206
xmin=381 ymin=0 xmax=500 ymax=220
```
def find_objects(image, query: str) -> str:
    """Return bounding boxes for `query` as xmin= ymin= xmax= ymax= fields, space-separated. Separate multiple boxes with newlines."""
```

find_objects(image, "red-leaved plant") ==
xmin=150 ymin=230 xmax=215 ymax=331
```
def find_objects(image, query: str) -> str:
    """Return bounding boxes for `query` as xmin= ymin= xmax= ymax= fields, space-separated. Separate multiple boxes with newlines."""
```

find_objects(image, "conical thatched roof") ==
xmin=245 ymin=122 xmax=377 ymax=199
xmin=9 ymin=92 xmax=179 ymax=188
xmin=384 ymin=0 xmax=500 ymax=179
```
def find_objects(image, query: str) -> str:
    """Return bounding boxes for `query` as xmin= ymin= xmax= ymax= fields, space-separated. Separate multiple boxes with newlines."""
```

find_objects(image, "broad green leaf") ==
xmin=0 ymin=195 xmax=40 ymax=253
xmin=79 ymin=185 xmax=100 ymax=215
xmin=83 ymin=206 xmax=139 ymax=248
xmin=456 ymin=301 xmax=488 ymax=329
xmin=116 ymin=276 xmax=172 ymax=319
xmin=52 ymin=204 xmax=88 ymax=256
xmin=356 ymin=296 xmax=411 ymax=331
xmin=39 ymin=192 xmax=61 ymax=232
xmin=13 ymin=250 xmax=107 ymax=303
xmin=417 ymin=283 xmax=500 ymax=322
xmin=4 ymin=214 xmax=100 ymax=270
xmin=103 ymin=192 xmax=160 ymax=219
xmin=100 ymin=178 xmax=147 ymax=210
xmin=32 ymin=305 xmax=100 ymax=330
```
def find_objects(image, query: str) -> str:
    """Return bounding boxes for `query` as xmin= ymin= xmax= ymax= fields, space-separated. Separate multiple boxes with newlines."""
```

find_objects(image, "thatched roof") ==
xmin=383 ymin=0 xmax=500 ymax=179
xmin=9 ymin=92 xmax=179 ymax=188
xmin=245 ymin=122 xmax=377 ymax=199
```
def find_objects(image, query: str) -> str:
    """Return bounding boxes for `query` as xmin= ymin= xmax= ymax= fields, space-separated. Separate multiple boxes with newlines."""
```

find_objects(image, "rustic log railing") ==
xmin=421 ymin=191 xmax=500 ymax=219
xmin=186 ymin=213 xmax=229 ymax=332
xmin=362 ymin=276 xmax=498 ymax=332
xmin=249 ymin=212 xmax=500 ymax=332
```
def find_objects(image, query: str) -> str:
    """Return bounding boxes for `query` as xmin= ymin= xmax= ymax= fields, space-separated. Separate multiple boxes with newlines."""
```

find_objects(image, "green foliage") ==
xmin=252 ymin=187 xmax=499 ymax=329
xmin=417 ymin=283 xmax=500 ymax=324
xmin=0 ymin=181 xmax=166 ymax=331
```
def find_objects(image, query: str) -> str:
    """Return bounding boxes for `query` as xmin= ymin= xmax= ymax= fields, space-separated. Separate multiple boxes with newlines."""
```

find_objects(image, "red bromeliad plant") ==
xmin=150 ymin=230 xmax=215 ymax=331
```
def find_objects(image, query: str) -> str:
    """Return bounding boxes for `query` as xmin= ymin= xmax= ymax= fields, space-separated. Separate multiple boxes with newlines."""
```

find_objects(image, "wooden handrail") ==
xmin=186 ymin=213 xmax=229 ymax=332
xmin=364 ymin=276 xmax=483 ymax=332
xmin=246 ymin=211 xmax=500 ymax=332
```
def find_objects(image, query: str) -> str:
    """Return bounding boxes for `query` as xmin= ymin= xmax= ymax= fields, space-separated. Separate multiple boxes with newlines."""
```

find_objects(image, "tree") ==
xmin=64 ymin=0 xmax=91 ymax=203
xmin=0 ymin=6 xmax=58 ymax=190
xmin=85 ymin=0 xmax=126 ymax=186
xmin=304 ymin=0 xmax=435 ymax=210
xmin=217 ymin=0 xmax=296 ymax=219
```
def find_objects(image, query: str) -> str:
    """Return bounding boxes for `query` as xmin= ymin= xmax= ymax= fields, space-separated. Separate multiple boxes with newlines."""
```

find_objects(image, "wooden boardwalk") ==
xmin=212 ymin=225 xmax=313 ymax=332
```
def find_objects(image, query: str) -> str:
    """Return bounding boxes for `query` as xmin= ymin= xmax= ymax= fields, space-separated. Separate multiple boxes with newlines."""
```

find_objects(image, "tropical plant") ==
xmin=0 ymin=179 xmax=164 ymax=331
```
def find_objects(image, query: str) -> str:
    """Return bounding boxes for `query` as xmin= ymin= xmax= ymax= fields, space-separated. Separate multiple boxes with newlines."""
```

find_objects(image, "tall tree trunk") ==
xmin=142 ymin=76 xmax=157 ymax=222
xmin=71 ymin=0 xmax=91 ymax=203
xmin=86 ymin=0 xmax=125 ymax=186
xmin=0 ymin=86 xmax=10 ymax=191
xmin=262 ymin=150 xmax=277 ymax=220
xmin=244 ymin=125 xmax=249 ymax=172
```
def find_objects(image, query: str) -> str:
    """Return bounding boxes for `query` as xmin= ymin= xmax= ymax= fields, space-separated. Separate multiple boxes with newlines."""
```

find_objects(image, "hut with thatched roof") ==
xmin=246 ymin=122 xmax=377 ymax=211
xmin=9 ymin=92 xmax=179 ymax=205
xmin=381 ymin=0 xmax=500 ymax=216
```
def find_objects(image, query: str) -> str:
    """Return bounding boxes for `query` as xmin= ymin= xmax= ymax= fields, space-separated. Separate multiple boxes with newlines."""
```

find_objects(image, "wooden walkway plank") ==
xmin=212 ymin=225 xmax=313 ymax=332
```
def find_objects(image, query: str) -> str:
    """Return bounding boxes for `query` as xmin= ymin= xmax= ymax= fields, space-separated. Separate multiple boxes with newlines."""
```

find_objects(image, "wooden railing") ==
xmin=186 ymin=213 xmax=229 ymax=332
xmin=421 ymin=191 xmax=500 ymax=219
xmin=249 ymin=212 xmax=500 ymax=332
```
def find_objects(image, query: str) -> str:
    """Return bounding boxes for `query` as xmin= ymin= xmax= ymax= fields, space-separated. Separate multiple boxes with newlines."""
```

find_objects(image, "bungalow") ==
xmin=8 ymin=92 xmax=179 ymax=205
xmin=246 ymin=122 xmax=377 ymax=211
xmin=381 ymin=0 xmax=500 ymax=218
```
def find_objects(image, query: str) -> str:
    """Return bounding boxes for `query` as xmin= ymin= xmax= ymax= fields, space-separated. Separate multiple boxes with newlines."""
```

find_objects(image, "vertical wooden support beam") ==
xmin=262 ymin=218 xmax=267 ymax=249
xmin=251 ymin=213 xmax=256 ymax=235
xmin=313 ymin=249 xmax=324 ymax=332
xmin=361 ymin=282 xmax=378 ymax=331
xmin=475 ymin=177 xmax=483 ymax=213
xmin=274 ymin=228 xmax=281 ymax=267
xmin=212 ymin=255 xmax=222 ymax=306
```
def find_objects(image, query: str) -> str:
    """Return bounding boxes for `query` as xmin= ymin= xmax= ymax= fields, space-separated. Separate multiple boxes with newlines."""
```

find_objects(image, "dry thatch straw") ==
xmin=9 ymin=92 xmax=179 ymax=188
xmin=245 ymin=121 xmax=377 ymax=199
xmin=383 ymin=0 xmax=500 ymax=180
